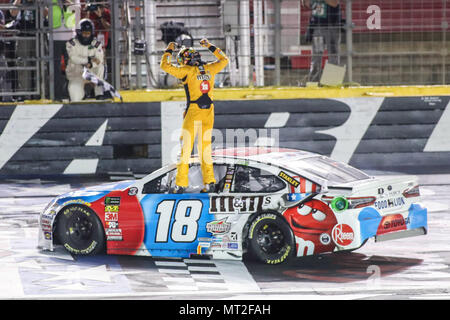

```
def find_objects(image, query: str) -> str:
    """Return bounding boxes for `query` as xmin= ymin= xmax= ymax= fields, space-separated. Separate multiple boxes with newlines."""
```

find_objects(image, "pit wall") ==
xmin=0 ymin=86 xmax=449 ymax=178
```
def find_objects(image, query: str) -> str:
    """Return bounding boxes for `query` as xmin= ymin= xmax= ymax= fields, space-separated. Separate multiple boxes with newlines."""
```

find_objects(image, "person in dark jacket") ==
xmin=302 ymin=0 xmax=342 ymax=82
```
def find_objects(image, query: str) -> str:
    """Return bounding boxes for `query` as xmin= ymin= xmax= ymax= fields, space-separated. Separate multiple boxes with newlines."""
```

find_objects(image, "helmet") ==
xmin=177 ymin=46 xmax=202 ymax=66
xmin=175 ymin=34 xmax=194 ymax=48
xmin=76 ymin=19 xmax=95 ymax=46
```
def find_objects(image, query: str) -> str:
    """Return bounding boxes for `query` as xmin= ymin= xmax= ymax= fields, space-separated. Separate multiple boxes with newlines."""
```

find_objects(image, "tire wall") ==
xmin=0 ymin=92 xmax=449 ymax=177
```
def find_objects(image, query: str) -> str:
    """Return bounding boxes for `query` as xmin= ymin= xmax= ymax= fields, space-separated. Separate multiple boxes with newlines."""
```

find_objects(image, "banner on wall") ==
xmin=0 ymin=96 xmax=449 ymax=177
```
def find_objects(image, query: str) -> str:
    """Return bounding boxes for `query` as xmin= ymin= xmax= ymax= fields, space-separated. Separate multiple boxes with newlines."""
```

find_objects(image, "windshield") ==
xmin=287 ymin=156 xmax=370 ymax=185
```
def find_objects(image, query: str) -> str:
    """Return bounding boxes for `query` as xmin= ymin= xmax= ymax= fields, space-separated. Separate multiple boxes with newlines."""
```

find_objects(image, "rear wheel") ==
xmin=56 ymin=205 xmax=105 ymax=255
xmin=247 ymin=213 xmax=295 ymax=265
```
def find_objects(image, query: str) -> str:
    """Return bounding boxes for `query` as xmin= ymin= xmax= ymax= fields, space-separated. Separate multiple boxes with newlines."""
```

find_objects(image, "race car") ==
xmin=38 ymin=147 xmax=428 ymax=264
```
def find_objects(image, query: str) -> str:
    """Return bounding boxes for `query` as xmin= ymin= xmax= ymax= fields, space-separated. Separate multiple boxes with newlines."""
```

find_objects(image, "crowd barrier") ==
xmin=0 ymin=86 xmax=449 ymax=178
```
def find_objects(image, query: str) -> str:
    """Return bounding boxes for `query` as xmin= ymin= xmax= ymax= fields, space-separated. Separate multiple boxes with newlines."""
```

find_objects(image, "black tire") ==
xmin=247 ymin=213 xmax=295 ymax=265
xmin=55 ymin=205 xmax=105 ymax=255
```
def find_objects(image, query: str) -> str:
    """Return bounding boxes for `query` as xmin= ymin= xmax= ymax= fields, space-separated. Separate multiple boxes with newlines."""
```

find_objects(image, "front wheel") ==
xmin=55 ymin=205 xmax=105 ymax=255
xmin=247 ymin=213 xmax=295 ymax=265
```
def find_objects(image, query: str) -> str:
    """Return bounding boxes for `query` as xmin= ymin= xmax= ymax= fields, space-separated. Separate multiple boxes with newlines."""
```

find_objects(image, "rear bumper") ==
xmin=375 ymin=227 xmax=427 ymax=242
xmin=358 ymin=203 xmax=427 ymax=243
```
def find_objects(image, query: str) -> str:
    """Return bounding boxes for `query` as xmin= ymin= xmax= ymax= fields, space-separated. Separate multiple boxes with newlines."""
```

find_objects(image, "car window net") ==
xmin=233 ymin=166 xmax=285 ymax=193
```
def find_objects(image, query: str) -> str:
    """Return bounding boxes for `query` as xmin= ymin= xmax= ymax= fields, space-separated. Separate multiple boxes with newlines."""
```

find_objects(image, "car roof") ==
xmin=211 ymin=147 xmax=318 ymax=165
xmin=211 ymin=147 xmax=328 ymax=185
xmin=212 ymin=147 xmax=315 ymax=159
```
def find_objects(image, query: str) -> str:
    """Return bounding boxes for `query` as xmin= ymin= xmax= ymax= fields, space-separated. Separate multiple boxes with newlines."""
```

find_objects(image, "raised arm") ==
xmin=200 ymin=38 xmax=229 ymax=75
xmin=160 ymin=42 xmax=189 ymax=79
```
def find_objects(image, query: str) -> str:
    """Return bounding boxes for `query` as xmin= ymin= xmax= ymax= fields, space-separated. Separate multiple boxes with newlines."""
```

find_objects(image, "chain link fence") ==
xmin=0 ymin=1 xmax=41 ymax=101
xmin=349 ymin=0 xmax=449 ymax=86
xmin=0 ymin=0 xmax=448 ymax=102
xmin=250 ymin=0 xmax=450 ymax=87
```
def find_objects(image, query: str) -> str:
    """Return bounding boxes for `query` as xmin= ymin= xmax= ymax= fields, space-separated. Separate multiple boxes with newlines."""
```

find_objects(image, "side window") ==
xmin=185 ymin=164 xmax=204 ymax=193
xmin=142 ymin=169 xmax=175 ymax=194
xmin=186 ymin=164 xmax=228 ymax=193
xmin=213 ymin=164 xmax=228 ymax=191
xmin=142 ymin=164 xmax=228 ymax=194
xmin=232 ymin=165 xmax=286 ymax=193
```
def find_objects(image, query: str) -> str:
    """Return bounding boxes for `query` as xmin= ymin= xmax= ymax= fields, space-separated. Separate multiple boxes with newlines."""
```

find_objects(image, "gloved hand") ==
xmin=85 ymin=57 xmax=93 ymax=69
xmin=166 ymin=42 xmax=176 ymax=52
xmin=199 ymin=38 xmax=211 ymax=48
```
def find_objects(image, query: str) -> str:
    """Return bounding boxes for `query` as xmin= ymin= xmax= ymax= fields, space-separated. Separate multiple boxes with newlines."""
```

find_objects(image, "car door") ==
xmin=223 ymin=164 xmax=287 ymax=215
xmin=139 ymin=163 xmax=227 ymax=258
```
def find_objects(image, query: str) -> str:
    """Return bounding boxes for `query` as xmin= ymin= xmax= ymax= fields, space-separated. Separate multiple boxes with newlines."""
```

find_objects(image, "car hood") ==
xmin=54 ymin=180 xmax=136 ymax=205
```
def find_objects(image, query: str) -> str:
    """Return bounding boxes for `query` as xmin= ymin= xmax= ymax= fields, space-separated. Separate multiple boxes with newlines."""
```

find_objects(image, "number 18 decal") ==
xmin=155 ymin=199 xmax=203 ymax=243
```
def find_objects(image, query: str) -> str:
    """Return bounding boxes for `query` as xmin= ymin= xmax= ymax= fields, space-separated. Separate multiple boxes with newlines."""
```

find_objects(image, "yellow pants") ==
xmin=175 ymin=104 xmax=215 ymax=187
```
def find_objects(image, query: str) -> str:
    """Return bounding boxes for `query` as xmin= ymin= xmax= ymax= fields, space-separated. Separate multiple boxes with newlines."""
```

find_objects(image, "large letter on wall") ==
xmin=317 ymin=98 xmax=384 ymax=163
xmin=0 ymin=104 xmax=63 ymax=170
xmin=424 ymin=100 xmax=450 ymax=152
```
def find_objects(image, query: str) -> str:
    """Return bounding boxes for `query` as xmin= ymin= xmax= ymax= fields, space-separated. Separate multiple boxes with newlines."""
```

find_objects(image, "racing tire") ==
xmin=55 ymin=205 xmax=105 ymax=256
xmin=247 ymin=213 xmax=295 ymax=265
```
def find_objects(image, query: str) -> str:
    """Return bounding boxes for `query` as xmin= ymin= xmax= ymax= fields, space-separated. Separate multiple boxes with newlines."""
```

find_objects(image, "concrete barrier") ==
xmin=0 ymin=90 xmax=449 ymax=177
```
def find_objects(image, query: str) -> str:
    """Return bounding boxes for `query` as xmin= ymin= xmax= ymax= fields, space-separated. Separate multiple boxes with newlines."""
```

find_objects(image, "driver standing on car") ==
xmin=160 ymin=38 xmax=228 ymax=194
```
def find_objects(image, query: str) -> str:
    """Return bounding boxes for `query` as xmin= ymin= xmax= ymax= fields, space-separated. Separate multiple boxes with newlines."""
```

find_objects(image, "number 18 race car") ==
xmin=38 ymin=147 xmax=428 ymax=264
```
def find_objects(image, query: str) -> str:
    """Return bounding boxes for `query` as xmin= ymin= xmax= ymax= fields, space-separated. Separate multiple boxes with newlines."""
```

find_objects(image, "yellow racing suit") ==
xmin=160 ymin=44 xmax=229 ymax=187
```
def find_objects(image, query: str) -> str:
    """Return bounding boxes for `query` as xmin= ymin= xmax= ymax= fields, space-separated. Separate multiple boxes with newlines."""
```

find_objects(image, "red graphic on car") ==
xmin=283 ymin=200 xmax=338 ymax=256
xmin=377 ymin=214 xmax=408 ymax=235
xmin=90 ymin=190 xmax=145 ymax=255
xmin=332 ymin=224 xmax=355 ymax=247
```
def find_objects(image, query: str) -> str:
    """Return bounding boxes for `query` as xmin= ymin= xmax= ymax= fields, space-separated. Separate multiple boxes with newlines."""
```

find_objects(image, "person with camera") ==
xmin=83 ymin=0 xmax=111 ymax=87
xmin=84 ymin=0 xmax=110 ymax=49
xmin=65 ymin=18 xmax=105 ymax=101
xmin=302 ymin=0 xmax=342 ymax=83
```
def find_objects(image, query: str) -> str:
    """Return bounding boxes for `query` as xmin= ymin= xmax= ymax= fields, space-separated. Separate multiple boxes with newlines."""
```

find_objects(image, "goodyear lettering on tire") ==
xmin=63 ymin=206 xmax=91 ymax=217
xmin=266 ymin=244 xmax=292 ymax=265
xmin=249 ymin=213 xmax=277 ymax=239
xmin=64 ymin=241 xmax=98 ymax=255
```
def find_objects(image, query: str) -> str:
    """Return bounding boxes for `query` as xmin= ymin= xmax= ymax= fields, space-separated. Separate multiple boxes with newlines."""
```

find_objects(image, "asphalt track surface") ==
xmin=0 ymin=174 xmax=449 ymax=301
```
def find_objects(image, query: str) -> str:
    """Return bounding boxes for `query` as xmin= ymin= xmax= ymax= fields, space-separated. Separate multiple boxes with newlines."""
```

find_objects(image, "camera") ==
xmin=86 ymin=0 xmax=103 ymax=12
xmin=86 ymin=4 xmax=99 ymax=12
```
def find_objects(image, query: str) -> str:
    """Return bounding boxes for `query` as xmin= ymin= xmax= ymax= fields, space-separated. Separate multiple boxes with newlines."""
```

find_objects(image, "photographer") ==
xmin=302 ymin=0 xmax=342 ymax=83
xmin=83 ymin=0 xmax=110 ymax=49
xmin=83 ymin=0 xmax=110 ymax=82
